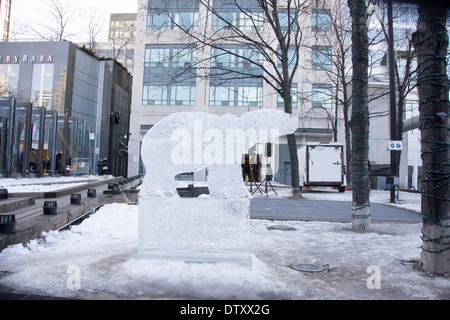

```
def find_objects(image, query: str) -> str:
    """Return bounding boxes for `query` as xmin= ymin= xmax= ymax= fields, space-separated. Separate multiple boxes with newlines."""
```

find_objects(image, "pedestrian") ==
xmin=56 ymin=152 xmax=64 ymax=175
xmin=97 ymin=158 xmax=103 ymax=176
xmin=102 ymin=158 xmax=109 ymax=175
xmin=29 ymin=148 xmax=37 ymax=173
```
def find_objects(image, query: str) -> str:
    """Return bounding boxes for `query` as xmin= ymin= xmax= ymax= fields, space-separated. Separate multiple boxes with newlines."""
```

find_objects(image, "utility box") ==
xmin=297 ymin=142 xmax=347 ymax=192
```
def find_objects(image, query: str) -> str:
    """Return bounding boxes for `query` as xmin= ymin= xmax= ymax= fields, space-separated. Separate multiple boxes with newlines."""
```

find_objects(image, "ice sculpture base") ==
xmin=137 ymin=197 xmax=251 ymax=266
xmin=133 ymin=250 xmax=253 ymax=267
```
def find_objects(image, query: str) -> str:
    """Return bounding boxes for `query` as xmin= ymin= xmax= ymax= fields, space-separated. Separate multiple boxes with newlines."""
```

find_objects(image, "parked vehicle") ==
xmin=297 ymin=142 xmax=347 ymax=192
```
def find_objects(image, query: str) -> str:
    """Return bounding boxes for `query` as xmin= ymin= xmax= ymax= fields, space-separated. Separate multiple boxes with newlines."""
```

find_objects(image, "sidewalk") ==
xmin=250 ymin=197 xmax=422 ymax=223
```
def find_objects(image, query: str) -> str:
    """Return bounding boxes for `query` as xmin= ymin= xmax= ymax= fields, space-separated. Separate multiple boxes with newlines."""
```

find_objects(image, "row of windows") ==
xmin=146 ymin=0 xmax=331 ymax=32
xmin=145 ymin=2 xmax=426 ymax=34
xmin=144 ymin=45 xmax=333 ymax=71
xmin=144 ymin=45 xmax=197 ymax=68
xmin=142 ymin=83 xmax=333 ymax=109
xmin=142 ymin=43 xmax=334 ymax=108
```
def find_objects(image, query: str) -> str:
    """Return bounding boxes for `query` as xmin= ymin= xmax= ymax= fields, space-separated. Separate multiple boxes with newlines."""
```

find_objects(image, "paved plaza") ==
xmin=250 ymin=197 xmax=422 ymax=223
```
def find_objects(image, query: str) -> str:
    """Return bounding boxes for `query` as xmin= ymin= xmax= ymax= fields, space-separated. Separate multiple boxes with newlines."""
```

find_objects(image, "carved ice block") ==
xmin=135 ymin=110 xmax=298 ymax=265
xmin=138 ymin=197 xmax=251 ymax=264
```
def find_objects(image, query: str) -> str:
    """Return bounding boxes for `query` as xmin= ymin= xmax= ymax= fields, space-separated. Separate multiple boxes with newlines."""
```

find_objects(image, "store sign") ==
xmin=0 ymin=55 xmax=54 ymax=64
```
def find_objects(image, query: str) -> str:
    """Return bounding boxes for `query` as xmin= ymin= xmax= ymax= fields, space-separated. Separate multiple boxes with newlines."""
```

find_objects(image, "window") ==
xmin=210 ymin=86 xmax=234 ymax=106
xmin=144 ymin=45 xmax=196 ymax=68
xmin=147 ymin=0 xmax=199 ymax=30
xmin=237 ymin=86 xmax=262 ymax=107
xmin=212 ymin=48 xmax=234 ymax=68
xmin=277 ymin=84 xmax=298 ymax=108
xmin=312 ymin=9 xmax=331 ymax=32
xmin=210 ymin=85 xmax=262 ymax=107
xmin=392 ymin=5 xmax=418 ymax=24
xmin=142 ymin=43 xmax=196 ymax=107
xmin=312 ymin=46 xmax=332 ymax=70
xmin=172 ymin=47 xmax=197 ymax=67
xmin=0 ymin=64 xmax=19 ymax=97
xmin=212 ymin=10 xmax=237 ymax=30
xmin=209 ymin=44 xmax=263 ymax=107
xmin=142 ymin=85 xmax=195 ymax=106
xmin=142 ymin=45 xmax=197 ymax=106
xmin=211 ymin=45 xmax=262 ymax=68
xmin=212 ymin=0 xmax=263 ymax=31
xmin=238 ymin=47 xmax=262 ymax=67
xmin=170 ymin=86 xmax=196 ymax=105
xmin=312 ymin=84 xmax=332 ymax=109
xmin=173 ymin=11 xmax=199 ymax=30
xmin=144 ymin=47 xmax=170 ymax=68
xmin=31 ymin=64 xmax=54 ymax=108
xmin=279 ymin=9 xmax=298 ymax=30
xmin=143 ymin=85 xmax=168 ymax=105
xmin=147 ymin=12 xmax=170 ymax=30
xmin=239 ymin=11 xmax=264 ymax=30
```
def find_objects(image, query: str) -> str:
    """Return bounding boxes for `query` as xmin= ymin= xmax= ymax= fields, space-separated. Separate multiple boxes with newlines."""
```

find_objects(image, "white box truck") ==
xmin=297 ymin=142 xmax=347 ymax=192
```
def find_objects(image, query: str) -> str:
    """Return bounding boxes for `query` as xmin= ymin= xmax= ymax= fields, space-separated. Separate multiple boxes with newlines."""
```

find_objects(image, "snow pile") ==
xmin=2 ymin=182 xmax=88 ymax=193
xmin=0 ymin=203 xmax=448 ymax=300
xmin=0 ymin=175 xmax=109 ymax=193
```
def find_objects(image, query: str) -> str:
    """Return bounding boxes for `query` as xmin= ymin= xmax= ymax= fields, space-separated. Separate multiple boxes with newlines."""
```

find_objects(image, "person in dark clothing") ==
xmin=97 ymin=158 xmax=103 ymax=176
xmin=56 ymin=152 xmax=64 ymax=175
xmin=102 ymin=158 xmax=109 ymax=175
xmin=29 ymin=148 xmax=37 ymax=173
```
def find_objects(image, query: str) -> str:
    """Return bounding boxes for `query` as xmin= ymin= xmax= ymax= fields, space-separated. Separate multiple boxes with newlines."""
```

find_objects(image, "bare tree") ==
xmin=84 ymin=9 xmax=105 ymax=52
xmin=301 ymin=0 xmax=387 ymax=187
xmin=146 ymin=0 xmax=313 ymax=195
xmin=300 ymin=0 xmax=354 ymax=183
xmin=412 ymin=1 xmax=449 ymax=275
xmin=375 ymin=1 xmax=418 ymax=162
xmin=27 ymin=0 xmax=75 ymax=41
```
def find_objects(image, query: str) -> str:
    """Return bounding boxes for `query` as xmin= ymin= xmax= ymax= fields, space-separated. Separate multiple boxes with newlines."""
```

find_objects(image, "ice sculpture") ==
xmin=136 ymin=110 xmax=298 ymax=265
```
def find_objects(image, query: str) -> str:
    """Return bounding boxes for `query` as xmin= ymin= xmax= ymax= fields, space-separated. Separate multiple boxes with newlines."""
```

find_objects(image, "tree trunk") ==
xmin=343 ymin=91 xmax=352 ymax=186
xmin=348 ymin=0 xmax=370 ymax=231
xmin=396 ymin=93 xmax=404 ymax=171
xmin=282 ymin=83 xmax=301 ymax=195
xmin=412 ymin=2 xmax=450 ymax=274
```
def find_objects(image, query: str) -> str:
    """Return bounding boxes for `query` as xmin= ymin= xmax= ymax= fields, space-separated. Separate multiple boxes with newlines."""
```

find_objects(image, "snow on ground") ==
xmin=0 ymin=175 xmax=111 ymax=193
xmin=1 ymin=181 xmax=89 ymax=193
xmin=0 ymin=200 xmax=448 ymax=300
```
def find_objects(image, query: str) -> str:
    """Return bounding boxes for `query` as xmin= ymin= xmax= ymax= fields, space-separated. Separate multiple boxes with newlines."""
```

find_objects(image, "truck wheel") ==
xmin=338 ymin=186 xmax=346 ymax=193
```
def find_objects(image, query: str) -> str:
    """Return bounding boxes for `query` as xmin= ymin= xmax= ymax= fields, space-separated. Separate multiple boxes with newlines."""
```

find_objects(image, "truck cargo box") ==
xmin=297 ymin=142 xmax=347 ymax=192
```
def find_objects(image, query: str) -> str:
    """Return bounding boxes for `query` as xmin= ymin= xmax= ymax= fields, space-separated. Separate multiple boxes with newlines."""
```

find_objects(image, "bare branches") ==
xmin=27 ymin=0 xmax=76 ymax=41
xmin=144 ymin=0 xmax=311 ymax=194
xmin=84 ymin=9 xmax=106 ymax=52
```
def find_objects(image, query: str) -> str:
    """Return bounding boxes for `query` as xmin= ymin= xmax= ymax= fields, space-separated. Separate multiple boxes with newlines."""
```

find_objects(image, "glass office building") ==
xmin=0 ymin=41 xmax=132 ymax=177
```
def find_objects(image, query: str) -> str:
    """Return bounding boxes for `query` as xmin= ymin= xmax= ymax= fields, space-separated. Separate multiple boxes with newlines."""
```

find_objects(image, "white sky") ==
xmin=11 ymin=0 xmax=139 ymax=42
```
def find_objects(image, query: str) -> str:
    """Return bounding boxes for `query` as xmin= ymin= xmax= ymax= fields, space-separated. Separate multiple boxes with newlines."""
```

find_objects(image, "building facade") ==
xmin=91 ymin=13 xmax=138 ymax=74
xmin=109 ymin=13 xmax=137 ymax=42
xmin=129 ymin=0 xmax=447 ymax=189
xmin=129 ymin=0 xmax=348 ymax=182
xmin=0 ymin=41 xmax=132 ymax=177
